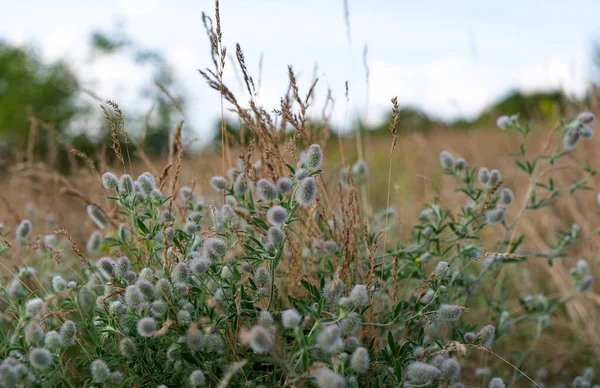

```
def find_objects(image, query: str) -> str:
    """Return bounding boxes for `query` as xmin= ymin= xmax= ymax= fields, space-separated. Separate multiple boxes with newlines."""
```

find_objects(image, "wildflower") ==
xmin=137 ymin=172 xmax=156 ymax=195
xmin=294 ymin=168 xmax=310 ymax=181
xmin=87 ymin=205 xmax=107 ymax=229
xmin=119 ymin=337 xmax=137 ymax=357
xmin=177 ymin=310 xmax=192 ymax=326
xmin=477 ymin=324 xmax=495 ymax=346
xmin=317 ymin=324 xmax=342 ymax=353
xmin=137 ymin=280 xmax=158 ymax=302
xmin=125 ymin=285 xmax=143 ymax=311
xmin=29 ymin=348 xmax=52 ymax=370
xmin=498 ymin=188 xmax=514 ymax=205
xmin=576 ymin=275 xmax=594 ymax=293
xmin=101 ymin=172 xmax=119 ymax=190
xmin=25 ymin=298 xmax=44 ymax=317
xmin=205 ymin=333 xmax=224 ymax=353
xmin=86 ymin=231 xmax=102 ymax=253
xmin=267 ymin=226 xmax=286 ymax=246
xmin=44 ymin=330 xmax=62 ymax=350
xmin=118 ymin=174 xmax=134 ymax=195
xmin=464 ymin=332 xmax=476 ymax=343
xmin=323 ymin=279 xmax=344 ymax=303
xmin=313 ymin=368 xmax=346 ymax=388
xmin=583 ymin=367 xmax=595 ymax=382
xmin=455 ymin=157 xmax=467 ymax=170
xmin=114 ymin=256 xmax=131 ymax=280
xmin=406 ymin=362 xmax=441 ymax=384
xmin=577 ymin=112 xmax=595 ymax=125
xmin=60 ymin=320 xmax=76 ymax=346
xmin=349 ymin=284 xmax=369 ymax=307
xmin=563 ymin=129 xmax=580 ymax=150
xmin=485 ymin=207 xmax=505 ymax=224
xmin=254 ymin=267 xmax=270 ymax=286
xmin=304 ymin=144 xmax=323 ymax=170
xmin=439 ymin=151 xmax=455 ymax=169
xmin=233 ymin=174 xmax=247 ymax=196
xmin=179 ymin=186 xmax=193 ymax=202
xmin=259 ymin=310 xmax=274 ymax=327
xmin=435 ymin=261 xmax=449 ymax=278
xmin=137 ymin=317 xmax=157 ymax=337
xmin=323 ymin=240 xmax=340 ymax=254
xmin=43 ymin=234 xmax=57 ymax=249
xmin=489 ymin=377 xmax=505 ymax=388
xmin=412 ymin=346 xmax=426 ymax=360
xmin=420 ymin=289 xmax=435 ymax=304
xmin=52 ymin=276 xmax=67 ymax=293
xmin=190 ymin=370 xmax=206 ymax=387
xmin=438 ymin=304 xmax=463 ymax=321
xmin=210 ymin=175 xmax=227 ymax=191
xmin=204 ymin=237 xmax=227 ymax=261
xmin=16 ymin=219 xmax=32 ymax=240
xmin=351 ymin=159 xmax=368 ymax=182
xmin=340 ymin=313 xmax=360 ymax=335
xmin=277 ymin=177 xmax=293 ymax=194
xmin=190 ymin=256 xmax=209 ymax=276
xmin=488 ymin=169 xmax=501 ymax=187
xmin=442 ymin=358 xmax=461 ymax=381
xmin=496 ymin=115 xmax=512 ymax=130
xmin=109 ymin=372 xmax=124 ymax=384
xmin=581 ymin=125 xmax=594 ymax=138
xmin=186 ymin=326 xmax=204 ymax=351
xmin=256 ymin=179 xmax=278 ymax=201
xmin=91 ymin=359 xmax=110 ymax=383
xmin=478 ymin=168 xmax=490 ymax=184
xmin=344 ymin=336 xmax=360 ymax=354
xmin=171 ymin=262 xmax=190 ymax=283
xmin=267 ymin=205 xmax=288 ymax=226
xmin=350 ymin=347 xmax=370 ymax=373
xmin=183 ymin=221 xmax=200 ymax=234
xmin=97 ymin=257 xmax=115 ymax=279
xmin=247 ymin=325 xmax=273 ymax=354
xmin=296 ymin=177 xmax=317 ymax=206
xmin=281 ymin=309 xmax=302 ymax=328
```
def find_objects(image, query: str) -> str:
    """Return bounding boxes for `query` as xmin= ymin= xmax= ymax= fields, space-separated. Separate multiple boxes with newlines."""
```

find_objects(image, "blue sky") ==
xmin=2 ymin=0 xmax=600 ymax=142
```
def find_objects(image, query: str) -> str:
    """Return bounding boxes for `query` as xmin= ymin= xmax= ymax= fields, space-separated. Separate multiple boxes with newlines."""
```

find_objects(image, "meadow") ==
xmin=1 ymin=4 xmax=600 ymax=388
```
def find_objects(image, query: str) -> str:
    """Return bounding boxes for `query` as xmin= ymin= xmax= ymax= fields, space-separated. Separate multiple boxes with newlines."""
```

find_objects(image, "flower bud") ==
xmin=439 ymin=151 xmax=455 ymax=169
xmin=317 ymin=324 xmax=342 ymax=353
xmin=60 ymin=320 xmax=76 ymax=346
xmin=171 ymin=262 xmax=190 ymax=283
xmin=438 ymin=304 xmax=463 ymax=321
xmin=313 ymin=368 xmax=346 ymax=388
xmin=210 ymin=176 xmax=227 ymax=191
xmin=203 ymin=237 xmax=227 ymax=262
xmin=119 ymin=337 xmax=137 ymax=357
xmin=137 ymin=317 xmax=157 ymax=337
xmin=52 ymin=276 xmax=67 ymax=293
xmin=29 ymin=348 xmax=52 ymax=370
xmin=304 ymin=144 xmax=323 ymax=170
xmin=489 ymin=377 xmax=505 ymax=388
xmin=350 ymin=347 xmax=370 ymax=373
xmin=87 ymin=205 xmax=108 ymax=229
xmin=295 ymin=177 xmax=317 ymax=206
xmin=256 ymin=179 xmax=278 ymax=201
xmin=267 ymin=206 xmax=288 ymax=226
xmin=276 ymin=178 xmax=293 ymax=194
xmin=190 ymin=370 xmax=206 ymax=387
xmin=44 ymin=330 xmax=62 ymax=350
xmin=349 ymin=284 xmax=368 ymax=307
xmin=406 ymin=362 xmax=440 ymax=384
xmin=91 ymin=359 xmax=110 ymax=383
xmin=87 ymin=231 xmax=102 ymax=253
xmin=246 ymin=325 xmax=273 ymax=354
xmin=442 ymin=358 xmax=461 ymax=381
xmin=281 ymin=309 xmax=302 ymax=328
xmin=102 ymin=172 xmax=119 ymax=190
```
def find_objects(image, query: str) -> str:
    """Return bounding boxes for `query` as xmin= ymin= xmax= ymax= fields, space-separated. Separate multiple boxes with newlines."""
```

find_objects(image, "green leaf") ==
xmin=388 ymin=331 xmax=396 ymax=356
xmin=252 ymin=217 xmax=269 ymax=231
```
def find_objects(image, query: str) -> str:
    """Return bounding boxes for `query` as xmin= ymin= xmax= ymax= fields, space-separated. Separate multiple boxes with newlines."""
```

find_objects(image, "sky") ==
xmin=2 ymin=0 xmax=600 ymax=144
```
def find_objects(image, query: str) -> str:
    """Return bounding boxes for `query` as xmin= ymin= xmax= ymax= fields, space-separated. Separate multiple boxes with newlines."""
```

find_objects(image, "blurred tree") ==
xmin=0 ymin=41 xmax=82 ymax=149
